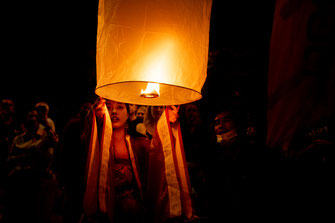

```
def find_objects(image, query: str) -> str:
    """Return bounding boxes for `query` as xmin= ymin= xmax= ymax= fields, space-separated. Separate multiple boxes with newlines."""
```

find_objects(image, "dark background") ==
xmin=1 ymin=0 xmax=276 ymax=134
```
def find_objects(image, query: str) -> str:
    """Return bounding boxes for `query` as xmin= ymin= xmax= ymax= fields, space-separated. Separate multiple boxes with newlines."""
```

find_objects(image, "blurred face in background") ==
xmin=80 ymin=102 xmax=92 ymax=120
xmin=25 ymin=110 xmax=39 ymax=132
xmin=35 ymin=105 xmax=49 ymax=127
xmin=185 ymin=104 xmax=200 ymax=125
xmin=129 ymin=104 xmax=138 ymax=115
xmin=36 ymin=105 xmax=47 ymax=117
xmin=214 ymin=111 xmax=236 ymax=135
xmin=151 ymin=106 xmax=165 ymax=122
xmin=0 ymin=99 xmax=15 ymax=122
xmin=1 ymin=99 xmax=14 ymax=113
xmin=35 ymin=102 xmax=49 ymax=117
xmin=136 ymin=106 xmax=147 ymax=122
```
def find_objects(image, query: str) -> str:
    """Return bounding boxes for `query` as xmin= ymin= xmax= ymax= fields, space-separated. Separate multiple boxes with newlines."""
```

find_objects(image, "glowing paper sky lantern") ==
xmin=95 ymin=0 xmax=213 ymax=105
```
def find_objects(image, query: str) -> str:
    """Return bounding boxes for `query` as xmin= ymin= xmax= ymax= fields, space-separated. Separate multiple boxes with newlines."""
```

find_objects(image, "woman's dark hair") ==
xmin=93 ymin=97 xmax=130 ymax=114
xmin=124 ymin=103 xmax=130 ymax=114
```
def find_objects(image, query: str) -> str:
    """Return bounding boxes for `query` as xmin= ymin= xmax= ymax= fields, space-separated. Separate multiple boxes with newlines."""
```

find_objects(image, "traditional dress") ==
xmin=83 ymin=108 xmax=150 ymax=223
xmin=83 ymin=107 xmax=193 ymax=223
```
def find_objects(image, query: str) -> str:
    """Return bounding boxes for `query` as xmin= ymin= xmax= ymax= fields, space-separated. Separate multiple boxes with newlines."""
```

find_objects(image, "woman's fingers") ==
xmin=168 ymin=105 xmax=179 ymax=123
xmin=95 ymin=97 xmax=106 ymax=119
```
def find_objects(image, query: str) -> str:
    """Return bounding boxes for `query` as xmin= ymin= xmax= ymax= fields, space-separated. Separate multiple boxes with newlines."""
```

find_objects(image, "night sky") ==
xmin=1 ymin=0 xmax=276 ymax=132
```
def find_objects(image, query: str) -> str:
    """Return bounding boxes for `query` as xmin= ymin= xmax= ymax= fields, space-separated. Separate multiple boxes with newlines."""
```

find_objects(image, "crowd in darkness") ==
xmin=1 ymin=85 xmax=333 ymax=222
xmin=1 ymin=1 xmax=334 ymax=222
xmin=0 ymin=89 xmax=265 ymax=223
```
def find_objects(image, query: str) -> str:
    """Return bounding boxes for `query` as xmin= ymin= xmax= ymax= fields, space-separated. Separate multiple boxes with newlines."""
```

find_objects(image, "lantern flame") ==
xmin=140 ymin=82 xmax=160 ymax=98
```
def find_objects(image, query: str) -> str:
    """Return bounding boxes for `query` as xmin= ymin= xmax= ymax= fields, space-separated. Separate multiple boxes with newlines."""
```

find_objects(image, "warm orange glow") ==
xmin=139 ymin=39 xmax=174 ymax=84
xmin=140 ymin=82 xmax=160 ymax=98
xmin=95 ymin=0 xmax=212 ymax=105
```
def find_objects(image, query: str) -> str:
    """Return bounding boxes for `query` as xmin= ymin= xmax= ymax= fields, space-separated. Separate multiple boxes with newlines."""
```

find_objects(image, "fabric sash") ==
xmin=83 ymin=104 xmax=112 ymax=215
xmin=156 ymin=107 xmax=193 ymax=218
xmin=83 ymin=109 xmax=100 ymax=215
xmin=98 ymin=105 xmax=112 ymax=213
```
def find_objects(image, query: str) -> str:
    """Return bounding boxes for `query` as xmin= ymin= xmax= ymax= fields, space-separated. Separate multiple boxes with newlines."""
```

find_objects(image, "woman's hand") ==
xmin=94 ymin=97 xmax=106 ymax=119
xmin=168 ymin=105 xmax=179 ymax=123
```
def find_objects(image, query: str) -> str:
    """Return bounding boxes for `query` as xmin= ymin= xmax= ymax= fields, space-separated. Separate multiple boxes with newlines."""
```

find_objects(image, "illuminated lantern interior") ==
xmin=95 ymin=0 xmax=213 ymax=105
xmin=141 ymin=83 xmax=160 ymax=98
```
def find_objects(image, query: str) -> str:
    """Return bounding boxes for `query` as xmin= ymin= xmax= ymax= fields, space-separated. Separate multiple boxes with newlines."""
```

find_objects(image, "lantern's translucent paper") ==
xmin=95 ymin=0 xmax=213 ymax=105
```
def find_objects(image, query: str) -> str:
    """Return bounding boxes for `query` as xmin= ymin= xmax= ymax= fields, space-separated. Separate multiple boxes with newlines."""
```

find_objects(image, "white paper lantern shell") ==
xmin=95 ymin=0 xmax=213 ymax=106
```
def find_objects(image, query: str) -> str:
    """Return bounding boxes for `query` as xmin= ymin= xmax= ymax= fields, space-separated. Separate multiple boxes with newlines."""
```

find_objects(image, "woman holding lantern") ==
xmin=82 ymin=97 xmax=189 ymax=223
xmin=87 ymin=0 xmax=212 ymax=220
xmin=82 ymin=98 xmax=149 ymax=223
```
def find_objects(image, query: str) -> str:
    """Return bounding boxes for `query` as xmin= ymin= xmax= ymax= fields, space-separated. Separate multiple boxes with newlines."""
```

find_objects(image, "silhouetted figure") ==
xmin=0 ymin=99 xmax=21 ymax=171
xmin=59 ymin=102 xmax=92 ymax=223
xmin=207 ymin=107 xmax=254 ymax=221
xmin=179 ymin=102 xmax=209 ymax=219
xmin=135 ymin=106 xmax=147 ymax=123
xmin=35 ymin=101 xmax=56 ymax=133
xmin=127 ymin=104 xmax=145 ymax=138
xmin=0 ymin=98 xmax=21 ymax=222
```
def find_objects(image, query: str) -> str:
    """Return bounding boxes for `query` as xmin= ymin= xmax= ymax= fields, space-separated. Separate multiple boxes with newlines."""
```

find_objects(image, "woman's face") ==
xmin=151 ymin=106 xmax=165 ymax=121
xmin=129 ymin=104 xmax=138 ymax=115
xmin=25 ymin=110 xmax=39 ymax=131
xmin=105 ymin=100 xmax=129 ymax=129
xmin=136 ymin=106 xmax=147 ymax=121
xmin=185 ymin=104 xmax=200 ymax=124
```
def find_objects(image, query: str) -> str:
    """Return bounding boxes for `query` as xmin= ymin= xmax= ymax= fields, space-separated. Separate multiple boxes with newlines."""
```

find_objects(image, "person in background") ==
xmin=0 ymin=99 xmax=21 ymax=171
xmin=179 ymin=102 xmax=209 ymax=219
xmin=0 ymin=99 xmax=21 ymax=155
xmin=136 ymin=106 xmax=165 ymax=139
xmin=127 ymin=104 xmax=145 ymax=138
xmin=35 ymin=101 xmax=56 ymax=133
xmin=206 ymin=106 xmax=255 ymax=221
xmin=128 ymin=104 xmax=138 ymax=122
xmin=6 ymin=108 xmax=58 ymax=222
xmin=135 ymin=106 xmax=148 ymax=123
xmin=0 ymin=98 xmax=21 ymax=222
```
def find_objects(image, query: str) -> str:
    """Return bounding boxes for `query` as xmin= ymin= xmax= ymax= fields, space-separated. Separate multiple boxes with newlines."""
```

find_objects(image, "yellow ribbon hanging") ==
xmin=156 ymin=107 xmax=193 ymax=218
